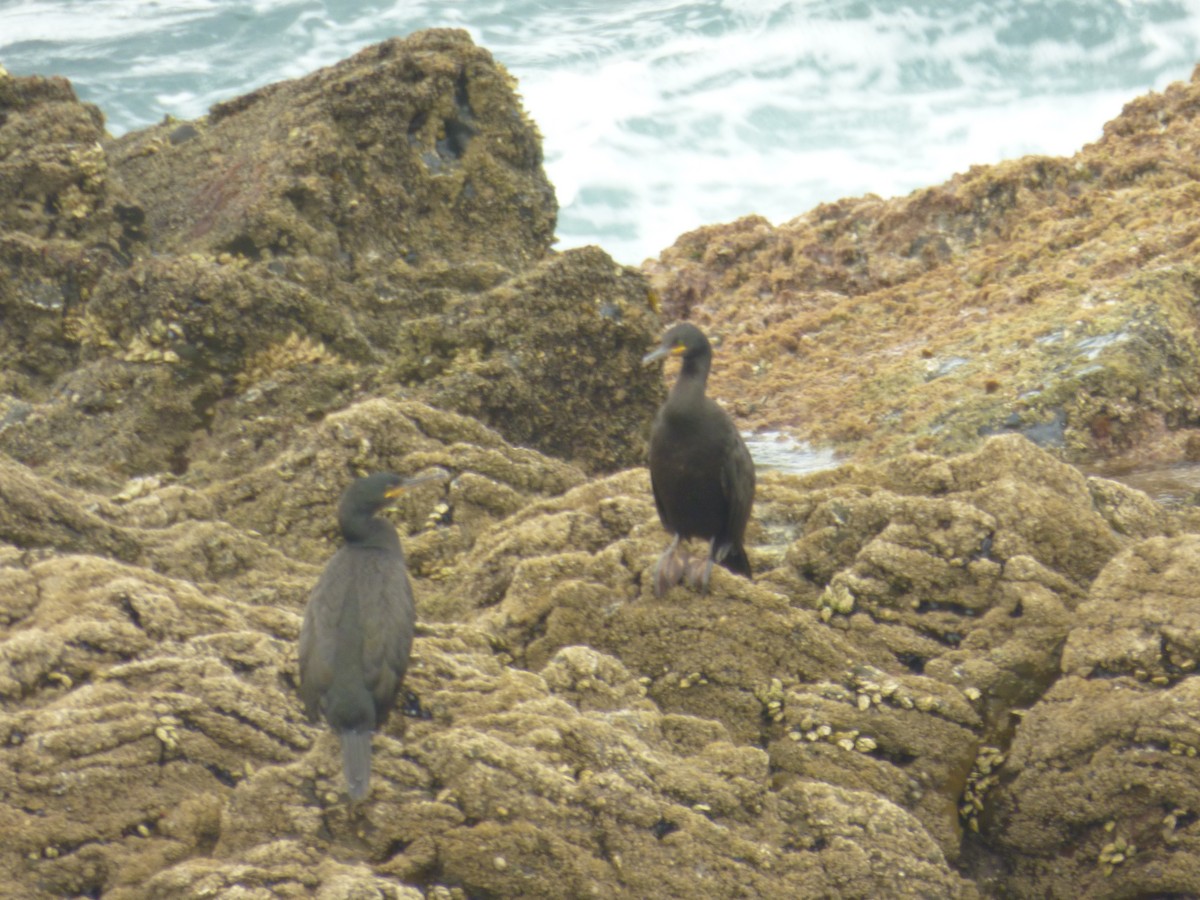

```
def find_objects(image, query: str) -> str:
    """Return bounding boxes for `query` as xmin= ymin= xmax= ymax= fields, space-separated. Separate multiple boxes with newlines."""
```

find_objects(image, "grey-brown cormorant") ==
xmin=298 ymin=472 xmax=434 ymax=801
xmin=643 ymin=323 xmax=755 ymax=596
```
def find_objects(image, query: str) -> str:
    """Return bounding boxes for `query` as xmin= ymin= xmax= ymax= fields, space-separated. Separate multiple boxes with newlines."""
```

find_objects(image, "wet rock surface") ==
xmin=3 ymin=31 xmax=1200 ymax=900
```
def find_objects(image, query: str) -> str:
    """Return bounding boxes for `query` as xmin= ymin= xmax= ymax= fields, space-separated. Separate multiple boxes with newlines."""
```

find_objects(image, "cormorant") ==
xmin=298 ymin=472 xmax=436 ymax=801
xmin=643 ymin=323 xmax=755 ymax=596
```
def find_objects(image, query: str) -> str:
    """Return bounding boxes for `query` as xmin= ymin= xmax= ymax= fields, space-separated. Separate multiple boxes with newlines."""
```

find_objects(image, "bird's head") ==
xmin=642 ymin=322 xmax=712 ymax=366
xmin=340 ymin=471 xmax=446 ymax=521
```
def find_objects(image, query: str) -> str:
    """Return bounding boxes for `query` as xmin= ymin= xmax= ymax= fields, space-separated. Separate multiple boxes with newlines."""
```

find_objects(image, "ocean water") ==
xmin=743 ymin=431 xmax=840 ymax=476
xmin=3 ymin=1 xmax=1200 ymax=265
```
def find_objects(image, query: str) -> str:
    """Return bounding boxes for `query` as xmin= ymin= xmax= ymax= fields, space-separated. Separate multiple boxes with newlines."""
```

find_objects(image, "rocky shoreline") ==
xmin=646 ymin=68 xmax=1200 ymax=469
xmin=3 ymin=28 xmax=1200 ymax=899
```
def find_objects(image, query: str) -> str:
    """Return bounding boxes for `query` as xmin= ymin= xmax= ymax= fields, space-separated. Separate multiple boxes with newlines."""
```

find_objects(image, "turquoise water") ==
xmin=3 ymin=1 xmax=1200 ymax=263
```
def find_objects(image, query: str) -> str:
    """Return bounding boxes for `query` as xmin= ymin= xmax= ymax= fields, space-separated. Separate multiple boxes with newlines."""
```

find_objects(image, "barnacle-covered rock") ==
xmin=980 ymin=533 xmax=1200 ymax=897
xmin=5 ymin=30 xmax=1200 ymax=900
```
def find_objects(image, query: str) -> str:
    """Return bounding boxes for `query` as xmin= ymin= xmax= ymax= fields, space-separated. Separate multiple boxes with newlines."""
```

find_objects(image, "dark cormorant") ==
xmin=643 ymin=323 xmax=755 ymax=596
xmin=298 ymin=472 xmax=435 ymax=801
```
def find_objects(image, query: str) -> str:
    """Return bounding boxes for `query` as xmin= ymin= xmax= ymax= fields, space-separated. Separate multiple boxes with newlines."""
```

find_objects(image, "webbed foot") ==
xmin=653 ymin=535 xmax=686 ymax=597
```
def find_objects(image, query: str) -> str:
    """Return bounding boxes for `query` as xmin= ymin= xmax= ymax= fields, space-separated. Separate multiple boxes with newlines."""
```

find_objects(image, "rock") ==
xmin=961 ymin=533 xmax=1200 ymax=897
xmin=450 ymin=434 xmax=1172 ymax=859
xmin=0 ymin=412 xmax=1020 ymax=898
xmin=0 ymin=527 xmax=978 ymax=898
xmin=0 ymin=455 xmax=139 ymax=561
xmin=454 ymin=435 xmax=1200 ymax=897
xmin=1062 ymin=534 xmax=1200 ymax=681
xmin=0 ymin=73 xmax=115 ymax=241
xmin=194 ymin=396 xmax=588 ymax=591
xmin=4 ymin=33 xmax=1200 ymax=900
xmin=0 ymin=32 xmax=661 ymax=485
xmin=0 ymin=70 xmax=142 ymax=399
xmin=109 ymin=29 xmax=555 ymax=271
xmin=416 ymin=246 xmax=663 ymax=473
xmin=644 ymin=65 xmax=1200 ymax=468
xmin=3 ymin=407 xmax=1195 ymax=898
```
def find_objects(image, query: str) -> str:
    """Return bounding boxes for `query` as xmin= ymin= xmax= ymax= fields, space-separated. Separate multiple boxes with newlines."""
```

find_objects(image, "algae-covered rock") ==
xmin=1 ymin=408 xmax=1197 ymax=898
xmin=974 ymin=535 xmax=1200 ymax=898
xmin=0 ymin=69 xmax=143 ymax=399
xmin=0 ymin=443 xmax=983 ymax=899
xmin=0 ymin=454 xmax=139 ymax=561
xmin=418 ymin=246 xmax=663 ymax=473
xmin=451 ymin=435 xmax=1188 ymax=864
xmin=6 ymin=29 xmax=1200 ymax=900
xmin=645 ymin=66 xmax=1200 ymax=468
xmin=195 ymin=396 xmax=587 ymax=575
xmin=108 ymin=30 xmax=555 ymax=271
xmin=0 ymin=32 xmax=660 ymax=483
xmin=0 ymin=71 xmax=116 ymax=241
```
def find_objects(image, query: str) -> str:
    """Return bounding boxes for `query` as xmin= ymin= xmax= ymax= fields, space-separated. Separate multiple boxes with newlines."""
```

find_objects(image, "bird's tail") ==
xmin=339 ymin=729 xmax=372 ymax=801
xmin=719 ymin=544 xmax=752 ymax=578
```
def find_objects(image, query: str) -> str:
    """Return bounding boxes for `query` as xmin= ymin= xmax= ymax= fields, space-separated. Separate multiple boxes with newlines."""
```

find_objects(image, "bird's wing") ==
xmin=648 ymin=414 xmax=671 ymax=527
xmin=359 ymin=554 xmax=416 ymax=720
xmin=721 ymin=427 xmax=756 ymax=546
xmin=650 ymin=466 xmax=669 ymax=526
xmin=298 ymin=554 xmax=352 ymax=721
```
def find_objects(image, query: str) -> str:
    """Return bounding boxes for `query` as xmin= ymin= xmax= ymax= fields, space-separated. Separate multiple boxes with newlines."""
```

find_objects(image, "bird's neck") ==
xmin=340 ymin=515 xmax=402 ymax=551
xmin=668 ymin=357 xmax=710 ymax=409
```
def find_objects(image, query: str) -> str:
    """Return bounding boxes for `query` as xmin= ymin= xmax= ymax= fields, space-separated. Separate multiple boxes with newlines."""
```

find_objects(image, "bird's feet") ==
xmin=653 ymin=536 xmax=688 ymax=597
xmin=683 ymin=555 xmax=715 ymax=594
